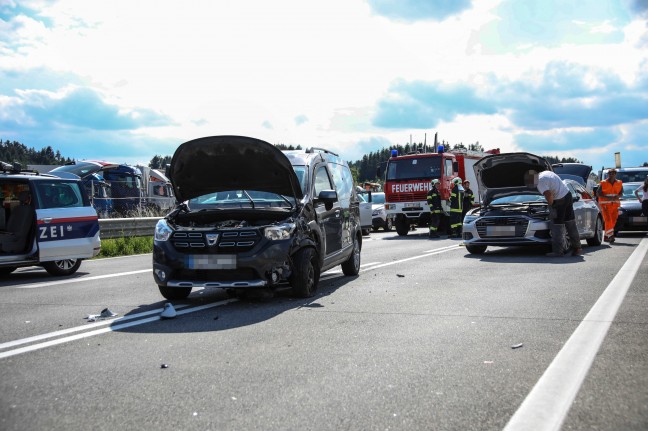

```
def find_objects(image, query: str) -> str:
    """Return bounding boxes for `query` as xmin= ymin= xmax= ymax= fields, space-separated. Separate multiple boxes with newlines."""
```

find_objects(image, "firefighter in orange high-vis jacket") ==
xmin=596 ymin=168 xmax=623 ymax=243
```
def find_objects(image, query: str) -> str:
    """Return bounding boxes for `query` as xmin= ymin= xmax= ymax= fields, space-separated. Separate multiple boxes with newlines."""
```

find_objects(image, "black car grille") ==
xmin=175 ymin=268 xmax=259 ymax=281
xmin=171 ymin=230 xmax=261 ymax=253
xmin=476 ymin=217 xmax=529 ymax=238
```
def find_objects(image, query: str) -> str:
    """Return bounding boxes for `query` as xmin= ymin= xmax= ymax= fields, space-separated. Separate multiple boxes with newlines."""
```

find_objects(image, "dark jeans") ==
xmin=551 ymin=193 xmax=575 ymax=224
xmin=642 ymin=200 xmax=648 ymax=217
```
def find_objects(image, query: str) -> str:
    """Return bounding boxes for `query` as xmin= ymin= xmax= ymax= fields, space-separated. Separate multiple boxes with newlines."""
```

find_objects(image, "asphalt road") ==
xmin=1 ymin=229 xmax=647 ymax=431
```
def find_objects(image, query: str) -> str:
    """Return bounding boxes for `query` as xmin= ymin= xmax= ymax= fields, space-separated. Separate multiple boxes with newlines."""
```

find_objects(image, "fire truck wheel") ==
xmin=290 ymin=247 xmax=320 ymax=298
xmin=395 ymin=217 xmax=409 ymax=236
xmin=466 ymin=244 xmax=487 ymax=254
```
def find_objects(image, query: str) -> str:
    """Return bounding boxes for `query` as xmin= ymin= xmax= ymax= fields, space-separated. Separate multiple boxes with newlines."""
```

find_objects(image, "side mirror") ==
xmin=317 ymin=189 xmax=338 ymax=211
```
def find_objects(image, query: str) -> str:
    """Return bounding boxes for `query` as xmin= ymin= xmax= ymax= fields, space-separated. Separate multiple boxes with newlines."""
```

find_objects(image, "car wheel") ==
xmin=290 ymin=247 xmax=320 ymax=298
xmin=362 ymin=228 xmax=370 ymax=236
xmin=395 ymin=217 xmax=409 ymax=236
xmin=43 ymin=259 xmax=82 ymax=276
xmin=0 ymin=266 xmax=17 ymax=276
xmin=384 ymin=218 xmax=393 ymax=231
xmin=466 ymin=244 xmax=487 ymax=254
xmin=341 ymin=234 xmax=361 ymax=276
xmin=587 ymin=216 xmax=603 ymax=246
xmin=372 ymin=226 xmax=380 ymax=232
xmin=158 ymin=285 xmax=192 ymax=300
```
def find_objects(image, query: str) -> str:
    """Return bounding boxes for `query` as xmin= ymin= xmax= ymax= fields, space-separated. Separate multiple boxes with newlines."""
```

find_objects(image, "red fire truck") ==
xmin=379 ymin=145 xmax=500 ymax=236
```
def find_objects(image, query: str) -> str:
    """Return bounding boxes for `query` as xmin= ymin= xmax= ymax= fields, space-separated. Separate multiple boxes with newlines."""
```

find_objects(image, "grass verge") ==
xmin=96 ymin=236 xmax=154 ymax=258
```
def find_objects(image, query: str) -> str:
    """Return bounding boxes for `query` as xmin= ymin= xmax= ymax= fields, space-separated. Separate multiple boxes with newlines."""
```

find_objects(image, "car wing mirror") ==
xmin=317 ymin=189 xmax=338 ymax=211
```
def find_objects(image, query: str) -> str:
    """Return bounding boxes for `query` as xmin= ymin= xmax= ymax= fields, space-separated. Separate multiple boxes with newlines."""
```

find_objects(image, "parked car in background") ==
xmin=369 ymin=192 xmax=392 ymax=231
xmin=153 ymin=136 xmax=362 ymax=300
xmin=615 ymin=182 xmax=648 ymax=234
xmin=357 ymin=192 xmax=372 ymax=236
xmin=552 ymin=163 xmax=598 ymax=194
xmin=462 ymin=153 xmax=603 ymax=254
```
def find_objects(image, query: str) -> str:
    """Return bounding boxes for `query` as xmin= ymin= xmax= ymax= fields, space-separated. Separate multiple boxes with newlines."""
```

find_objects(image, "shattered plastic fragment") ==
xmin=160 ymin=303 xmax=177 ymax=319
xmin=511 ymin=343 xmax=524 ymax=349
xmin=396 ymin=274 xmax=405 ymax=277
xmin=161 ymin=364 xmax=169 ymax=369
xmin=100 ymin=308 xmax=118 ymax=318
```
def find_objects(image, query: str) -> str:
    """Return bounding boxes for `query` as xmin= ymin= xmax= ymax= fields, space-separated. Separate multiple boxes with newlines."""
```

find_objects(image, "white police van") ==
xmin=0 ymin=163 xmax=101 ymax=276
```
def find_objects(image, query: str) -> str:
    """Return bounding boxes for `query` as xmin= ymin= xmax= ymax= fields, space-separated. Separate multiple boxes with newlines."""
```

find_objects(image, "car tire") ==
xmin=587 ymin=216 xmax=604 ymax=246
xmin=43 ymin=259 xmax=82 ymax=276
xmin=158 ymin=285 xmax=192 ymax=300
xmin=290 ymin=247 xmax=320 ymax=298
xmin=395 ymin=217 xmax=409 ymax=236
xmin=362 ymin=228 xmax=370 ymax=236
xmin=372 ymin=226 xmax=380 ymax=232
xmin=384 ymin=218 xmax=393 ymax=231
xmin=341 ymin=234 xmax=361 ymax=276
xmin=0 ymin=266 xmax=17 ymax=276
xmin=466 ymin=244 xmax=487 ymax=254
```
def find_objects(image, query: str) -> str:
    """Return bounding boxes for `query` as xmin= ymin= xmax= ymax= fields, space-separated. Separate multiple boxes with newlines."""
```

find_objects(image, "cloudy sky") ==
xmin=1 ymin=0 xmax=647 ymax=170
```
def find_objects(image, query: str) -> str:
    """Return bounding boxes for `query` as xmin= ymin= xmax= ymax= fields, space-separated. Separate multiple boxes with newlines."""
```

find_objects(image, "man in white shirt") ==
xmin=530 ymin=170 xmax=582 ymax=257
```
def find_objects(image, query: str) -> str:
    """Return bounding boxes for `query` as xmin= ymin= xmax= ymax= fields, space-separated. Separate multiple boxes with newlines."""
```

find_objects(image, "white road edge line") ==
xmin=0 ymin=299 xmax=238 ymax=359
xmin=15 ymin=269 xmax=152 ymax=289
xmin=504 ymin=237 xmax=648 ymax=431
xmin=0 ymin=304 xmax=192 ymax=350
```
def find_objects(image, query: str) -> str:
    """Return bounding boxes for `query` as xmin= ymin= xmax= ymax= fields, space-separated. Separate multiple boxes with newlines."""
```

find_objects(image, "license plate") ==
xmin=487 ymin=226 xmax=516 ymax=236
xmin=185 ymin=254 xmax=236 ymax=269
xmin=405 ymin=203 xmax=419 ymax=208
xmin=630 ymin=216 xmax=647 ymax=224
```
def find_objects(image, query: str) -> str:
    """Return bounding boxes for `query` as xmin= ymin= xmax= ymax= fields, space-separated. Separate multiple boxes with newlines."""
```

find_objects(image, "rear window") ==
xmin=34 ymin=181 xmax=85 ymax=209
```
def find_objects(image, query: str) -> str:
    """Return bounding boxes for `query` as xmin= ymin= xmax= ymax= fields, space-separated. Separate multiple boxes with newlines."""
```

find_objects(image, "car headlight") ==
xmin=372 ymin=208 xmax=385 ymax=217
xmin=463 ymin=215 xmax=478 ymax=224
xmin=154 ymin=219 xmax=173 ymax=241
xmin=265 ymin=223 xmax=295 ymax=240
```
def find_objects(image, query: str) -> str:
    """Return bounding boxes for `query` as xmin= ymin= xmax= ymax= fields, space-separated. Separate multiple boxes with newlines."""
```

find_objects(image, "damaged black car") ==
xmin=152 ymin=136 xmax=362 ymax=300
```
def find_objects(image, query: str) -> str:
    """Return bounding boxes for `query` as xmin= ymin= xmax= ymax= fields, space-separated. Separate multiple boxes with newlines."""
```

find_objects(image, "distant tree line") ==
xmin=0 ymin=139 xmax=73 ymax=166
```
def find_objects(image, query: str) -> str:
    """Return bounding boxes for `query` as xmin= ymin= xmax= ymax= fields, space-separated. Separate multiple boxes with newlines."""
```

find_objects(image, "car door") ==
xmin=313 ymin=164 xmax=342 ymax=257
xmin=33 ymin=180 xmax=100 ymax=261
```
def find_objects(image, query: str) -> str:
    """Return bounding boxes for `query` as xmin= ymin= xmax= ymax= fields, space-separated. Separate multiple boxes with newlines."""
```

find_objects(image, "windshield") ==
xmin=489 ymin=194 xmax=546 ymax=205
xmin=188 ymin=190 xmax=295 ymax=209
xmin=372 ymin=192 xmax=386 ymax=204
xmin=50 ymin=162 xmax=99 ymax=178
xmin=621 ymin=183 xmax=641 ymax=200
xmin=386 ymin=157 xmax=441 ymax=181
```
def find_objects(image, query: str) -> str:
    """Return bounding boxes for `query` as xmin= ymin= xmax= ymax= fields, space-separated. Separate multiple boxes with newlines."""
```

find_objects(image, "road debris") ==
xmin=160 ymin=364 xmax=169 ymax=369
xmin=511 ymin=343 xmax=524 ymax=349
xmin=85 ymin=308 xmax=119 ymax=322
xmin=396 ymin=274 xmax=405 ymax=277
xmin=160 ymin=303 xmax=177 ymax=319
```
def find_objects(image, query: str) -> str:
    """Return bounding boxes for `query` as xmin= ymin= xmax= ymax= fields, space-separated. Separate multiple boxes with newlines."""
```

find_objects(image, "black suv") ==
xmin=152 ymin=136 xmax=362 ymax=300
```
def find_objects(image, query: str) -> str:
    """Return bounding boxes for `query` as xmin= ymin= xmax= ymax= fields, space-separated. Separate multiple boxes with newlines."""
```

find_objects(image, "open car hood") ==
xmin=473 ymin=152 xmax=553 ymax=206
xmin=169 ymin=136 xmax=304 ymax=202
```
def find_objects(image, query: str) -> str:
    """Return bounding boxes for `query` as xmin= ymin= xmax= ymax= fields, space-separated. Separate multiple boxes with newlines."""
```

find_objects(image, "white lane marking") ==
xmin=0 ymin=299 xmax=238 ymax=359
xmin=504 ymin=238 xmax=648 ymax=431
xmin=0 ymin=304 xmax=191 ymax=350
xmin=360 ymin=244 xmax=461 ymax=272
xmin=14 ymin=269 xmax=152 ymax=289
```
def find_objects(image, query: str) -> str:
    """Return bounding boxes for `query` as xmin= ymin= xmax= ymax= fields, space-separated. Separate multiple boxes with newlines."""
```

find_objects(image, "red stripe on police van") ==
xmin=37 ymin=216 xmax=99 ymax=225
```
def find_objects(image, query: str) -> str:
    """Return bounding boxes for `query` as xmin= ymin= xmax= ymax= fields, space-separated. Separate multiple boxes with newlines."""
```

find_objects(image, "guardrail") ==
xmin=98 ymin=217 xmax=161 ymax=239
